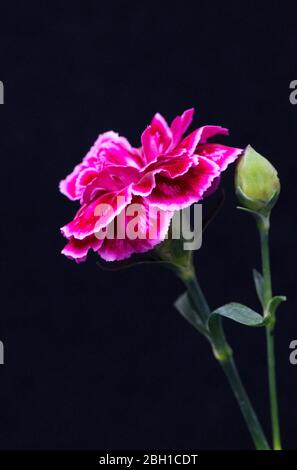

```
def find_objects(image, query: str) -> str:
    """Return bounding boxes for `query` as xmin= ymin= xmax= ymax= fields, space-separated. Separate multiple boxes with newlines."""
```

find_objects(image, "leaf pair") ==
xmin=175 ymin=291 xmax=286 ymax=341
xmin=175 ymin=293 xmax=268 ymax=335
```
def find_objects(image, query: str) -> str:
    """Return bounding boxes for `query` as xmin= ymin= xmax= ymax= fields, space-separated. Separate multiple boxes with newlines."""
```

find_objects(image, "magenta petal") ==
xmin=177 ymin=126 xmax=227 ymax=155
xmin=203 ymin=176 xmax=221 ymax=197
xmin=59 ymin=131 xmax=142 ymax=202
xmin=150 ymin=113 xmax=173 ymax=151
xmin=170 ymin=108 xmax=194 ymax=147
xmin=88 ymin=131 xmax=143 ymax=169
xmin=197 ymin=143 xmax=242 ymax=171
xmin=141 ymin=113 xmax=174 ymax=164
xmin=196 ymin=125 xmax=229 ymax=144
xmin=76 ymin=167 xmax=99 ymax=196
xmin=141 ymin=126 xmax=159 ymax=164
xmin=132 ymin=173 xmax=156 ymax=196
xmin=146 ymin=156 xmax=220 ymax=210
xmin=98 ymin=199 xmax=173 ymax=261
xmin=59 ymin=162 xmax=87 ymax=201
xmin=61 ymin=235 xmax=103 ymax=263
xmin=61 ymin=187 xmax=132 ymax=240
xmin=82 ymin=166 xmax=140 ymax=204
xmin=132 ymin=153 xmax=194 ymax=197
xmin=178 ymin=129 xmax=202 ymax=154
xmin=147 ymin=153 xmax=195 ymax=178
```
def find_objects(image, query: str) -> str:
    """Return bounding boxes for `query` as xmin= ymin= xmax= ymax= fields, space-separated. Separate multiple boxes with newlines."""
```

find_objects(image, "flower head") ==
xmin=60 ymin=108 xmax=242 ymax=262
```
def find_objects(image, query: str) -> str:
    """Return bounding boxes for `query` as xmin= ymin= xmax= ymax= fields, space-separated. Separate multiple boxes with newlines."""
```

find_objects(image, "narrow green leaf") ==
xmin=174 ymin=292 xmax=209 ymax=337
xmin=253 ymin=269 xmax=264 ymax=305
xmin=265 ymin=295 xmax=286 ymax=319
xmin=208 ymin=302 xmax=267 ymax=329
xmin=207 ymin=303 xmax=267 ymax=362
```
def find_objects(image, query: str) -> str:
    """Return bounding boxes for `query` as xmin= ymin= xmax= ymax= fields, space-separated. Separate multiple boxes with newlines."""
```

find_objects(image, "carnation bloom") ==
xmin=60 ymin=108 xmax=241 ymax=262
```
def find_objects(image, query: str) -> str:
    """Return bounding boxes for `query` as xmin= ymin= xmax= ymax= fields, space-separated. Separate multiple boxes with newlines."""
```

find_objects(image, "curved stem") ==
xmin=180 ymin=269 xmax=270 ymax=450
xmin=258 ymin=220 xmax=282 ymax=450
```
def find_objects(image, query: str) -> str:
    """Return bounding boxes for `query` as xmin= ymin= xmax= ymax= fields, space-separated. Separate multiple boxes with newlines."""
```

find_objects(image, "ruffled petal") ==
xmin=177 ymin=129 xmax=201 ymax=154
xmin=82 ymin=166 xmax=140 ymax=204
xmin=195 ymin=125 xmax=229 ymax=144
xmin=175 ymin=125 xmax=229 ymax=156
xmin=197 ymin=143 xmax=242 ymax=171
xmin=59 ymin=161 xmax=94 ymax=201
xmin=150 ymin=113 xmax=173 ymax=152
xmin=61 ymin=186 xmax=133 ymax=240
xmin=98 ymin=197 xmax=173 ymax=261
xmin=59 ymin=131 xmax=143 ymax=201
xmin=76 ymin=167 xmax=100 ymax=197
xmin=61 ymin=235 xmax=103 ymax=263
xmin=141 ymin=126 xmax=159 ymax=164
xmin=132 ymin=153 xmax=195 ymax=197
xmin=132 ymin=173 xmax=156 ymax=196
xmin=146 ymin=156 xmax=220 ymax=210
xmin=170 ymin=108 xmax=194 ymax=147
xmin=203 ymin=176 xmax=221 ymax=197
xmin=88 ymin=131 xmax=143 ymax=169
xmin=145 ymin=153 xmax=195 ymax=178
xmin=141 ymin=113 xmax=173 ymax=165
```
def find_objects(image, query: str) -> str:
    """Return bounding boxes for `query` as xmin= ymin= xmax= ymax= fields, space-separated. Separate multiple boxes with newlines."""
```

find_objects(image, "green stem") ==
xmin=182 ymin=270 xmax=210 ymax=322
xmin=180 ymin=269 xmax=270 ymax=450
xmin=221 ymin=357 xmax=270 ymax=450
xmin=258 ymin=218 xmax=282 ymax=450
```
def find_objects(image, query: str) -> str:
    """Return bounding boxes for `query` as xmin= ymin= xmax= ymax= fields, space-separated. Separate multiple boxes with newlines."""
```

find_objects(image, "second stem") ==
xmin=258 ymin=217 xmax=282 ymax=450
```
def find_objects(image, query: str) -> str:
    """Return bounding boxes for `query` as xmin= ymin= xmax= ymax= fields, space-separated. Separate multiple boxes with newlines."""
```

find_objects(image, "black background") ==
xmin=0 ymin=0 xmax=296 ymax=450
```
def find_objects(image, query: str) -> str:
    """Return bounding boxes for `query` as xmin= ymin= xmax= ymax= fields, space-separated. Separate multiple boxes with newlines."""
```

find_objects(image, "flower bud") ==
xmin=235 ymin=145 xmax=280 ymax=214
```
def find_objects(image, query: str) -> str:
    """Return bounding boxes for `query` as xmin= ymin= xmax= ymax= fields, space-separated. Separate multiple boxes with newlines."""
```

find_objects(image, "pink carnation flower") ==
xmin=60 ymin=108 xmax=241 ymax=262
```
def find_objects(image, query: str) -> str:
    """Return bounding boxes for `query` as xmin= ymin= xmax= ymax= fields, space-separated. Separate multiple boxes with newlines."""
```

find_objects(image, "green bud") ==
xmin=235 ymin=145 xmax=280 ymax=214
